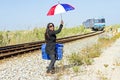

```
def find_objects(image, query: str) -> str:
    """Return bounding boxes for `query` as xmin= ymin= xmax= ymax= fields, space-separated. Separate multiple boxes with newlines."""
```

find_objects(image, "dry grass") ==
xmin=67 ymin=31 xmax=120 ymax=68
xmin=83 ymin=44 xmax=101 ymax=58
xmin=98 ymin=33 xmax=120 ymax=48
xmin=72 ymin=66 xmax=80 ymax=73
xmin=114 ymin=58 xmax=120 ymax=66
xmin=0 ymin=26 xmax=91 ymax=46
xmin=104 ymin=64 xmax=109 ymax=68
xmin=68 ymin=52 xmax=93 ymax=66
xmin=68 ymin=53 xmax=84 ymax=66
xmin=97 ymin=70 xmax=108 ymax=80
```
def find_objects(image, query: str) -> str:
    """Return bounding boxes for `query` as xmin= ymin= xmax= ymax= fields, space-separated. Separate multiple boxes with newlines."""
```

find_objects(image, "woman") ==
xmin=45 ymin=20 xmax=64 ymax=75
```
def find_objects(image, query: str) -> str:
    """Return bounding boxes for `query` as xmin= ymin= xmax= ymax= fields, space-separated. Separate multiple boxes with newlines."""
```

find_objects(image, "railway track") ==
xmin=0 ymin=31 xmax=104 ymax=59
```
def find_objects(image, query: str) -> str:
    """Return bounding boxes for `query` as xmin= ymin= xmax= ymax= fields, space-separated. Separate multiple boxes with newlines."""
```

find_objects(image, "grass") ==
xmin=67 ymin=26 xmax=120 ymax=67
xmin=82 ymin=44 xmax=101 ymax=58
xmin=104 ymin=64 xmax=109 ymax=68
xmin=67 ymin=42 xmax=102 ymax=66
xmin=114 ymin=58 xmax=120 ymax=66
xmin=68 ymin=53 xmax=83 ymax=66
xmin=98 ymin=32 xmax=120 ymax=48
xmin=72 ymin=66 xmax=79 ymax=73
xmin=68 ymin=52 xmax=93 ymax=66
xmin=0 ymin=25 xmax=91 ymax=46
xmin=97 ymin=70 xmax=108 ymax=80
xmin=0 ymin=24 xmax=120 ymax=46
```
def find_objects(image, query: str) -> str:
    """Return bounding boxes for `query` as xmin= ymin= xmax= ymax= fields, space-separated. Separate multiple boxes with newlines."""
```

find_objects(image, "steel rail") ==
xmin=0 ymin=31 xmax=104 ymax=59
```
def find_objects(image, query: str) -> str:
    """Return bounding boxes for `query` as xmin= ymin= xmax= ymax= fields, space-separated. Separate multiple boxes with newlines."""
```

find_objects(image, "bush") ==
xmin=68 ymin=53 xmax=83 ymax=66
xmin=0 ymin=33 xmax=3 ymax=46
xmin=68 ymin=52 xmax=93 ymax=66
xmin=72 ymin=66 xmax=80 ymax=73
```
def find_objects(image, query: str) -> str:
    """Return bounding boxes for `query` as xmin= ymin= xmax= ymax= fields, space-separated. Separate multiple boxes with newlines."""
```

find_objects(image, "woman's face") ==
xmin=49 ymin=24 xmax=54 ymax=31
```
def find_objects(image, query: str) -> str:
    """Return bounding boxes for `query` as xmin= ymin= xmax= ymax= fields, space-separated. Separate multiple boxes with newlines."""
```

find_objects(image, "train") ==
xmin=83 ymin=18 xmax=105 ymax=31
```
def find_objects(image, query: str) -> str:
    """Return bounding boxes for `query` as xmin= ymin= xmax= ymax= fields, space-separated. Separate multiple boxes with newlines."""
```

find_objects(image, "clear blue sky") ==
xmin=0 ymin=0 xmax=120 ymax=31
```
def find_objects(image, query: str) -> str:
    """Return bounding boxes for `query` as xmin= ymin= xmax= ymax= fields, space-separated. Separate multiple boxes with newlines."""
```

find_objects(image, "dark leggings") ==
xmin=45 ymin=43 xmax=56 ymax=71
xmin=48 ymin=54 xmax=56 ymax=70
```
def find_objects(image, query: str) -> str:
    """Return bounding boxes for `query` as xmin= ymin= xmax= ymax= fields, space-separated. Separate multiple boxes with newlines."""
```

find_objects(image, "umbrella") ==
xmin=47 ymin=3 xmax=75 ymax=19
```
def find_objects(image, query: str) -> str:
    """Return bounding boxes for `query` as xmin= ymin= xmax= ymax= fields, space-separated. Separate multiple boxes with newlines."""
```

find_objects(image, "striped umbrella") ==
xmin=47 ymin=3 xmax=75 ymax=19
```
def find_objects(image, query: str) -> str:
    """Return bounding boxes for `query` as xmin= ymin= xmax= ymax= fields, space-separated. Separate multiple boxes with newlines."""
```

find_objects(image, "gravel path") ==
xmin=87 ymin=38 xmax=120 ymax=80
xmin=1 ymin=33 xmax=119 ymax=80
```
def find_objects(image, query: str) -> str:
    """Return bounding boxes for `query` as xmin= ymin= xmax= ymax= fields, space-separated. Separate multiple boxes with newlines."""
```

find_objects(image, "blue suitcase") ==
xmin=41 ymin=43 xmax=63 ymax=60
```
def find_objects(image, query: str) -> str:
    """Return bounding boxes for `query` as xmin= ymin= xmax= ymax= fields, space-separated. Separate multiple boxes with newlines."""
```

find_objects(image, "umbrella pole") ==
xmin=58 ymin=1 xmax=62 ymax=20
xmin=58 ymin=1 xmax=60 ymax=4
xmin=60 ymin=14 xmax=62 ymax=20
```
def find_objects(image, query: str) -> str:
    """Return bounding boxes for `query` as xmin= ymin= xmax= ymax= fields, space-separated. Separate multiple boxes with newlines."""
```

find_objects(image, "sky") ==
xmin=0 ymin=0 xmax=120 ymax=31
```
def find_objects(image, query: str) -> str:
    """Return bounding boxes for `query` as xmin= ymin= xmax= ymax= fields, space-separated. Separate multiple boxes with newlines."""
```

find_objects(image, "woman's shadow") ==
xmin=55 ymin=64 xmax=75 ymax=73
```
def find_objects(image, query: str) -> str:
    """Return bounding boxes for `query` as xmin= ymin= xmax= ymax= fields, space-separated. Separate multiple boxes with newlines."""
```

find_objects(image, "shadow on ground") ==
xmin=55 ymin=64 xmax=75 ymax=73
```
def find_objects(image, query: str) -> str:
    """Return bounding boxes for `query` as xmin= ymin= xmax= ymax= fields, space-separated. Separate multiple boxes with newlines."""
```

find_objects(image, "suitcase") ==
xmin=41 ymin=43 xmax=63 ymax=60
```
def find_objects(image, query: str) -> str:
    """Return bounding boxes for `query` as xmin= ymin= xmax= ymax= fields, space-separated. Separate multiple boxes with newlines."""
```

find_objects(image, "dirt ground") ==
xmin=84 ymin=38 xmax=120 ymax=80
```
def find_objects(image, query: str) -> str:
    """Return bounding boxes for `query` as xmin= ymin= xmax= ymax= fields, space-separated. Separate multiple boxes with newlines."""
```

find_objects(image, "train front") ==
xmin=93 ymin=18 xmax=105 ymax=31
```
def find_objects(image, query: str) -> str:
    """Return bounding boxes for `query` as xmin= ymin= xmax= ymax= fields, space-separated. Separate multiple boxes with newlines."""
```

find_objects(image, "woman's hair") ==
xmin=45 ymin=23 xmax=54 ymax=41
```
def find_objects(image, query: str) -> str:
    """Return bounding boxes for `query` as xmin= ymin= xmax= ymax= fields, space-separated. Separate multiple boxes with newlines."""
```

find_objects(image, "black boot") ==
xmin=46 ymin=69 xmax=52 ymax=76
xmin=50 ymin=69 xmax=55 ymax=74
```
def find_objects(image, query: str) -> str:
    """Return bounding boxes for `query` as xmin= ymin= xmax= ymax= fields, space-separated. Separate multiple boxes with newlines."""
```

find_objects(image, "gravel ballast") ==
xmin=1 ymin=33 xmax=119 ymax=80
